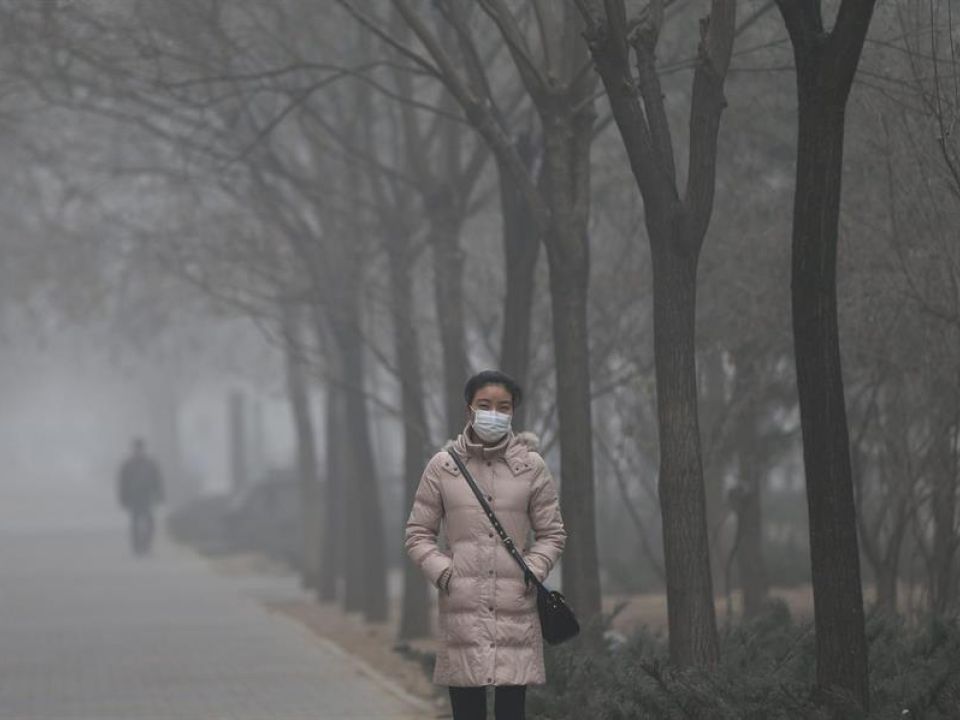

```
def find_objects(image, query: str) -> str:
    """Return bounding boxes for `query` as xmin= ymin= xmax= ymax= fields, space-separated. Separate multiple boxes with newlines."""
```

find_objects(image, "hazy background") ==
xmin=0 ymin=7 xmax=956 ymax=714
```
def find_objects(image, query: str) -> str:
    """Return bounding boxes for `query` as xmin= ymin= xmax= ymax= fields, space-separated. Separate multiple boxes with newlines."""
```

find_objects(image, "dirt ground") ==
xmin=263 ymin=583 xmax=821 ymax=707
xmin=603 ymin=585 xmax=816 ymax=635
xmin=205 ymin=551 xmax=920 ymax=717
xmin=204 ymin=552 xmax=845 ymax=706
xmin=264 ymin=598 xmax=443 ymax=704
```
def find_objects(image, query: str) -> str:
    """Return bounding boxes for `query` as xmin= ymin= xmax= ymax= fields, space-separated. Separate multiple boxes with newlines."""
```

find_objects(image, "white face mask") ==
xmin=472 ymin=408 xmax=512 ymax=443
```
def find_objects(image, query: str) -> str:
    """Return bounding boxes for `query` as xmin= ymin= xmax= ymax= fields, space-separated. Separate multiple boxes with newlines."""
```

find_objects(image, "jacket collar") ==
xmin=457 ymin=424 xmax=512 ymax=460
xmin=447 ymin=426 xmax=536 ymax=475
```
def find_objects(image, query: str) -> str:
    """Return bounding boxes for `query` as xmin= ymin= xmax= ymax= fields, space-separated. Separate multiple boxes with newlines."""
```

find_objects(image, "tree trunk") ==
xmin=700 ymin=348 xmax=730 ymax=589
xmin=497 ymin=142 xmax=540 ymax=430
xmin=390 ymin=0 xmax=603 ymax=628
xmin=540 ymin=112 xmax=602 ymax=623
xmin=930 ymin=419 xmax=958 ymax=613
xmin=332 ymin=306 xmax=389 ymax=622
xmin=228 ymin=390 xmax=247 ymax=492
xmin=387 ymin=235 xmax=433 ymax=640
xmin=650 ymin=237 xmax=720 ymax=666
xmin=427 ymin=198 xmax=470 ymax=440
xmin=144 ymin=377 xmax=187 ymax=505
xmin=874 ymin=563 xmax=898 ymax=614
xmin=852 ymin=441 xmax=908 ymax=616
xmin=790 ymin=78 xmax=869 ymax=709
xmin=318 ymin=372 xmax=344 ymax=604
xmin=579 ymin=0 xmax=734 ymax=665
xmin=860 ymin=530 xmax=903 ymax=616
xmin=281 ymin=305 xmax=323 ymax=592
xmin=736 ymin=446 xmax=768 ymax=620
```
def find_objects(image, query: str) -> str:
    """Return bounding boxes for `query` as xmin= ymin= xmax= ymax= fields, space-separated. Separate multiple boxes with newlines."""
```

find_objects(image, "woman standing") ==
xmin=405 ymin=370 xmax=567 ymax=720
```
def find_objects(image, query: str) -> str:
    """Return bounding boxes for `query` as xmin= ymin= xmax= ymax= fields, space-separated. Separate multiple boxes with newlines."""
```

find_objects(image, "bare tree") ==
xmin=339 ymin=0 xmax=606 ymax=620
xmin=772 ymin=0 xmax=878 ymax=708
xmin=895 ymin=0 xmax=960 ymax=616
xmin=575 ymin=0 xmax=737 ymax=667
xmin=280 ymin=302 xmax=324 ymax=592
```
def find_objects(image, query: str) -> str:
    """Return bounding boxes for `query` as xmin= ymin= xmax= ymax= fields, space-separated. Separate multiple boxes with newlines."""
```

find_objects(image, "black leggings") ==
xmin=449 ymin=685 xmax=526 ymax=720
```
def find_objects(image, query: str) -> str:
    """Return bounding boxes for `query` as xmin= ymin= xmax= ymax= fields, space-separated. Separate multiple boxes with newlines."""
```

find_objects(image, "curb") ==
xmin=307 ymin=634 xmax=438 ymax=716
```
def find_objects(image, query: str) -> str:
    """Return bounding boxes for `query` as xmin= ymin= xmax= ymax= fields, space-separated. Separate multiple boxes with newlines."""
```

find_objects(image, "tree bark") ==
xmin=281 ymin=305 xmax=323 ymax=592
xmin=700 ymin=348 xmax=730 ymax=588
xmin=773 ymin=0 xmax=876 ymax=706
xmin=930 ymin=418 xmax=958 ymax=613
xmin=789 ymin=70 xmax=869 ymax=711
xmin=318 ymin=364 xmax=344 ymax=604
xmin=328 ymin=288 xmax=388 ymax=622
xmin=497 ymin=140 xmax=540 ymax=430
xmin=228 ymin=390 xmax=247 ymax=492
xmin=650 ymin=238 xmax=721 ymax=664
xmin=427 ymin=196 xmax=470 ymax=440
xmin=540 ymin=108 xmax=603 ymax=623
xmin=387 ymin=233 xmax=433 ymax=640
xmin=735 ymin=446 xmax=768 ymax=620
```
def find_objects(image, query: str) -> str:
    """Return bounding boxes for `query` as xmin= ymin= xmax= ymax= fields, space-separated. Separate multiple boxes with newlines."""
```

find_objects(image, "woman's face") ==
xmin=468 ymin=383 xmax=514 ymax=417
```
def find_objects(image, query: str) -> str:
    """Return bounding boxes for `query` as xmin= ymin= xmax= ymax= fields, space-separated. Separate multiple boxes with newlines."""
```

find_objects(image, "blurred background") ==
xmin=0 ymin=1 xmax=957 ymax=716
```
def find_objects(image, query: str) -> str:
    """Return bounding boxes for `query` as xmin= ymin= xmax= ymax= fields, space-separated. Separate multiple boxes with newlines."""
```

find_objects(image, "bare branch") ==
xmin=683 ymin=0 xmax=737 ymax=250
xmin=475 ymin=0 xmax=549 ymax=102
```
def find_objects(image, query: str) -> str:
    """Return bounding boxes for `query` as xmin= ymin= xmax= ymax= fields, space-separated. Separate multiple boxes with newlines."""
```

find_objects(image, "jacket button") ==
xmin=490 ymin=642 xmax=495 ymax=648
xmin=488 ymin=570 xmax=494 ymax=575
xmin=488 ymin=606 xmax=494 ymax=612
xmin=486 ymin=461 xmax=491 ymax=466
xmin=486 ymin=495 xmax=493 ymax=501
xmin=487 ymin=677 xmax=492 ymax=683
xmin=488 ymin=533 xmax=494 ymax=538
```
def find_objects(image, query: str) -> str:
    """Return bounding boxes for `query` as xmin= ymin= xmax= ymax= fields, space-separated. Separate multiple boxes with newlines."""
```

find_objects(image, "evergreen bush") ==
xmin=523 ymin=602 xmax=960 ymax=719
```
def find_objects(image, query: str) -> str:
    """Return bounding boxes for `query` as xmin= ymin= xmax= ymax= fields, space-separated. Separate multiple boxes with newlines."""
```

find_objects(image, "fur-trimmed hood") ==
xmin=514 ymin=430 xmax=540 ymax=452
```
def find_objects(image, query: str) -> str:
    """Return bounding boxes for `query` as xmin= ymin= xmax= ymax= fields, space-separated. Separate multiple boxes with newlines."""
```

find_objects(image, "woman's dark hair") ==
xmin=464 ymin=370 xmax=523 ymax=408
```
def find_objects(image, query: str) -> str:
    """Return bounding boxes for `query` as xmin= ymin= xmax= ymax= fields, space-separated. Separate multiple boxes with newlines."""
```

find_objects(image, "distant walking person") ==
xmin=116 ymin=438 xmax=164 ymax=556
xmin=406 ymin=370 xmax=567 ymax=720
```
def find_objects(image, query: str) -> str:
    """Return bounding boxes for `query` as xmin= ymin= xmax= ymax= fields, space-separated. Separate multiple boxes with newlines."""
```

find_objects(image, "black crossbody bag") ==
xmin=446 ymin=449 xmax=580 ymax=645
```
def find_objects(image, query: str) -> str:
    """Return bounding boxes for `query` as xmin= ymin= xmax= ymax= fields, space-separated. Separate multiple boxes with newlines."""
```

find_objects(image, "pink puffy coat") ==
xmin=405 ymin=429 xmax=566 ymax=687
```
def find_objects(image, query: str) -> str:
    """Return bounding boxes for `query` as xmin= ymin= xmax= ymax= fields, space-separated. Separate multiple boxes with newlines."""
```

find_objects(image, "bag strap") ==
xmin=446 ymin=448 xmax=546 ymax=592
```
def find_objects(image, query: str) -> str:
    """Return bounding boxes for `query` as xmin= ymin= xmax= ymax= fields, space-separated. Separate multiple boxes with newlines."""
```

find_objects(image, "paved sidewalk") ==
xmin=0 ymin=526 xmax=430 ymax=720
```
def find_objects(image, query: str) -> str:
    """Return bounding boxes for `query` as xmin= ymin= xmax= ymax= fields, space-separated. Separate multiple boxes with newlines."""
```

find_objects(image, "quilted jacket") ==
xmin=405 ymin=428 xmax=566 ymax=686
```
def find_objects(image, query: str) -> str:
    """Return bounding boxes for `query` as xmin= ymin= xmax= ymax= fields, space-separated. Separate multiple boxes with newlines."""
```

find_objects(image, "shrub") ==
xmin=525 ymin=602 xmax=960 ymax=719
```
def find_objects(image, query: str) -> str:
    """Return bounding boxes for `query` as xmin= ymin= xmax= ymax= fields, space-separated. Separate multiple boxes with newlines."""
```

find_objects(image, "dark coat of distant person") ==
xmin=117 ymin=445 xmax=164 ymax=512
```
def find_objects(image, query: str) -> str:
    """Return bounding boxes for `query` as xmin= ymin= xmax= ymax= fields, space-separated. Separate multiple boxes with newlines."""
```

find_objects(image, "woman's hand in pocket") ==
xmin=437 ymin=566 xmax=453 ymax=595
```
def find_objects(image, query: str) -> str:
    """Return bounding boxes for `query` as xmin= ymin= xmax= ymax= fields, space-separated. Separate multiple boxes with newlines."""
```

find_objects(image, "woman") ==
xmin=405 ymin=370 xmax=567 ymax=720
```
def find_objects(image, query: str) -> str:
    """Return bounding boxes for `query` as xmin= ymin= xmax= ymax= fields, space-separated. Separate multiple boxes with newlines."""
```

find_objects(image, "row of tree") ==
xmin=0 ymin=0 xmax=957 ymax=712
